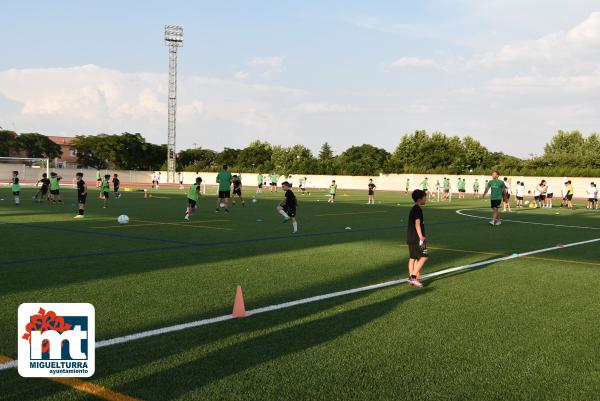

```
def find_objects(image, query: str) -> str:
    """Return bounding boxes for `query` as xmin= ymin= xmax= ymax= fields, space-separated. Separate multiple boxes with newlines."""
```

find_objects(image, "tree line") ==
xmin=1 ymin=129 xmax=599 ymax=176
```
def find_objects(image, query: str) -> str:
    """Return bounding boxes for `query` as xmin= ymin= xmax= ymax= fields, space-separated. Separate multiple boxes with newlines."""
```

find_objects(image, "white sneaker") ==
xmin=489 ymin=220 xmax=495 ymax=226
xmin=495 ymin=220 xmax=502 ymax=225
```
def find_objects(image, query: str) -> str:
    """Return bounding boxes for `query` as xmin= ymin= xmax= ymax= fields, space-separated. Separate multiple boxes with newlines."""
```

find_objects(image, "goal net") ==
xmin=0 ymin=157 xmax=50 ymax=187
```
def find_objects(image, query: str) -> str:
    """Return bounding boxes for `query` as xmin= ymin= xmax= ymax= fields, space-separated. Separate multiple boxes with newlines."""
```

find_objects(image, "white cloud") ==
xmin=0 ymin=64 xmax=310 ymax=147
xmin=294 ymin=102 xmax=354 ymax=114
xmin=389 ymin=57 xmax=447 ymax=71
xmin=234 ymin=71 xmax=249 ymax=80
xmin=471 ymin=11 xmax=600 ymax=69
xmin=249 ymin=56 xmax=284 ymax=67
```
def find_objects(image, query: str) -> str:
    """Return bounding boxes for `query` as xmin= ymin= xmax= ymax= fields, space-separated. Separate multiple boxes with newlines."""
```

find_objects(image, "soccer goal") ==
xmin=0 ymin=157 xmax=50 ymax=186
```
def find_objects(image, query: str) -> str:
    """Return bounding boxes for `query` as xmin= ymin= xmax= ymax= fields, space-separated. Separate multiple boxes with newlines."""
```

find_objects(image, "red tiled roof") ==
xmin=47 ymin=136 xmax=75 ymax=145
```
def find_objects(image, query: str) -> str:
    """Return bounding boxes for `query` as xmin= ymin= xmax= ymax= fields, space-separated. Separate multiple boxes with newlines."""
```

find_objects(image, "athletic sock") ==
xmin=278 ymin=209 xmax=289 ymax=218
xmin=78 ymin=209 xmax=84 ymax=215
xmin=15 ymin=196 xmax=20 ymax=205
xmin=292 ymin=221 xmax=298 ymax=232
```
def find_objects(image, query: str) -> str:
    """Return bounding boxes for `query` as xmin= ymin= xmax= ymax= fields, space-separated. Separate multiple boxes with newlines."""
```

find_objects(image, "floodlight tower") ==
xmin=164 ymin=24 xmax=183 ymax=183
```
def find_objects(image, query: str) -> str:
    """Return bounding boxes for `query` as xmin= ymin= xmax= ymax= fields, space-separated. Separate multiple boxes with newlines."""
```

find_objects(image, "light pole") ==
xmin=164 ymin=24 xmax=183 ymax=183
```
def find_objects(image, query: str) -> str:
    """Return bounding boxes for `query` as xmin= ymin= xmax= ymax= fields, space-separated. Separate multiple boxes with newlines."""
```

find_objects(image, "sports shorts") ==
xmin=407 ymin=241 xmax=428 ymax=260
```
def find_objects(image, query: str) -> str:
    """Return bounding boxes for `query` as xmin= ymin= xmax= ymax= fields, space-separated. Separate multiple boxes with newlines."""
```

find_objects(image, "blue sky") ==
xmin=1 ymin=0 xmax=600 ymax=157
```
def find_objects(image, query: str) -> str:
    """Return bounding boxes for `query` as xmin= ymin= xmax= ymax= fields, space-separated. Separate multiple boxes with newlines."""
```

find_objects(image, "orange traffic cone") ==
xmin=232 ymin=285 xmax=246 ymax=318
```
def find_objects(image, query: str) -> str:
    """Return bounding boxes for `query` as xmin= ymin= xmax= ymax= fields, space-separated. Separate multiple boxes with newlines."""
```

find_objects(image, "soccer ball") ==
xmin=219 ymin=202 xmax=225 ymax=208
xmin=524 ymin=201 xmax=530 ymax=206
xmin=117 ymin=215 xmax=129 ymax=224
xmin=252 ymin=198 xmax=257 ymax=203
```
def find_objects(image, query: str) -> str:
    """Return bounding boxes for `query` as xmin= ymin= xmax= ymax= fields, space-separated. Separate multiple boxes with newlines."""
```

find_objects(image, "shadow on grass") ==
xmin=113 ymin=289 xmax=431 ymax=400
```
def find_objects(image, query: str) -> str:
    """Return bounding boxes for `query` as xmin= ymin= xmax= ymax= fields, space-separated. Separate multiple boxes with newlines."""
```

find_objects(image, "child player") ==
xmin=407 ymin=189 xmax=428 ymax=288
xmin=367 ymin=179 xmax=376 ymax=204
xmin=49 ymin=172 xmax=62 ymax=203
xmin=112 ymin=174 xmax=121 ymax=199
xmin=473 ymin=179 xmax=480 ymax=198
xmin=74 ymin=172 xmax=87 ymax=219
xmin=276 ymin=181 xmax=298 ymax=233
xmin=257 ymin=173 xmax=263 ymax=193
xmin=231 ymin=174 xmax=245 ymax=207
xmin=185 ymin=177 xmax=203 ymax=221
xmin=101 ymin=174 xmax=111 ymax=208
xmin=216 ymin=164 xmax=232 ymax=212
xmin=328 ymin=180 xmax=337 ymax=203
xmin=34 ymin=173 xmax=50 ymax=202
xmin=11 ymin=171 xmax=20 ymax=206
xmin=587 ymin=182 xmax=598 ymax=209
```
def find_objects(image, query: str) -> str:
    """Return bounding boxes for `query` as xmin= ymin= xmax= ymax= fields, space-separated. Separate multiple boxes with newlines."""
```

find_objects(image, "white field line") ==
xmin=456 ymin=208 xmax=600 ymax=230
xmin=2 ymin=236 xmax=599 ymax=372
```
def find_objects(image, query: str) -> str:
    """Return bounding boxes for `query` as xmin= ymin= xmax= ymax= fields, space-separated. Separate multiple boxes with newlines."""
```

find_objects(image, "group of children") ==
xmin=8 ymin=171 xmax=122 ymax=218
xmin=185 ymin=165 xmax=299 ymax=233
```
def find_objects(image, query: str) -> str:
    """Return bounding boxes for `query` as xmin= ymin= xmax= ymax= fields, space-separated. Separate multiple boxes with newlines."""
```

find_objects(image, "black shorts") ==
xmin=97 ymin=178 xmax=102 ymax=182
xmin=516 ymin=196 xmax=524 ymax=201
xmin=218 ymin=190 xmax=230 ymax=198
xmin=503 ymin=194 xmax=510 ymax=201
xmin=546 ymin=193 xmax=553 ymax=198
xmin=407 ymin=241 xmax=428 ymax=260
xmin=114 ymin=186 xmax=120 ymax=192
xmin=459 ymin=189 xmax=466 ymax=193
xmin=78 ymin=194 xmax=87 ymax=204
xmin=567 ymin=194 xmax=573 ymax=201
xmin=539 ymin=195 xmax=546 ymax=201
xmin=368 ymin=190 xmax=374 ymax=196
xmin=444 ymin=189 xmax=449 ymax=193
xmin=12 ymin=191 xmax=19 ymax=196
xmin=474 ymin=189 xmax=479 ymax=192
xmin=187 ymin=199 xmax=197 ymax=208
xmin=270 ymin=182 xmax=276 ymax=186
xmin=284 ymin=207 xmax=296 ymax=218
xmin=491 ymin=199 xmax=501 ymax=209
xmin=41 ymin=186 xmax=48 ymax=194
xmin=534 ymin=195 xmax=541 ymax=201
xmin=588 ymin=198 xmax=595 ymax=202
xmin=50 ymin=189 xmax=60 ymax=195
xmin=103 ymin=191 xmax=109 ymax=199
xmin=233 ymin=188 xmax=242 ymax=196
xmin=258 ymin=183 xmax=263 ymax=188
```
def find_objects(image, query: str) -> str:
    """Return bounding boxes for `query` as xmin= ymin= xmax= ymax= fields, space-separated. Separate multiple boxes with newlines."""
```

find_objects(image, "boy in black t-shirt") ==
xmin=277 ymin=181 xmax=298 ymax=233
xmin=231 ymin=175 xmax=245 ymax=207
xmin=407 ymin=189 xmax=428 ymax=288
xmin=112 ymin=174 xmax=121 ymax=199
xmin=367 ymin=179 xmax=376 ymax=205
xmin=34 ymin=173 xmax=50 ymax=202
xmin=74 ymin=172 xmax=87 ymax=219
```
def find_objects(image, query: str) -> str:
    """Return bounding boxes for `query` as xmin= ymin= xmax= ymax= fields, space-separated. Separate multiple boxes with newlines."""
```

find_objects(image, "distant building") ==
xmin=47 ymin=136 xmax=77 ymax=167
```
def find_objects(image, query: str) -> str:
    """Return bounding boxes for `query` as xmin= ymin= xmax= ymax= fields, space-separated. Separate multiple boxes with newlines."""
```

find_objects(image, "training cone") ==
xmin=232 ymin=285 xmax=246 ymax=318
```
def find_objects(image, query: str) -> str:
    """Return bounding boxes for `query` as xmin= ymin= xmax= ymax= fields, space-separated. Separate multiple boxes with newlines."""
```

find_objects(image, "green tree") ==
xmin=16 ymin=133 xmax=62 ymax=159
xmin=318 ymin=142 xmax=337 ymax=174
xmin=338 ymin=144 xmax=389 ymax=176
xmin=0 ymin=130 xmax=17 ymax=157
xmin=215 ymin=147 xmax=241 ymax=168
xmin=236 ymin=141 xmax=273 ymax=171
xmin=177 ymin=148 xmax=218 ymax=171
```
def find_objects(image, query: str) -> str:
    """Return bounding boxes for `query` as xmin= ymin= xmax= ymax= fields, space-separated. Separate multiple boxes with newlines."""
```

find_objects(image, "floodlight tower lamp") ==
xmin=164 ymin=24 xmax=183 ymax=183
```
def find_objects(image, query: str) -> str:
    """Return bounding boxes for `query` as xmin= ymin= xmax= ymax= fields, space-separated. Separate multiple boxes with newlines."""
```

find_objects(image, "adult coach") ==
xmin=483 ymin=170 xmax=506 ymax=226
xmin=216 ymin=164 xmax=232 ymax=212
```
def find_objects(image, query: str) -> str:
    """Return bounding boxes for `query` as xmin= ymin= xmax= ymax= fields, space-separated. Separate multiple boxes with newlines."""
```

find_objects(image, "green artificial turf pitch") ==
xmin=1 ymin=186 xmax=600 ymax=401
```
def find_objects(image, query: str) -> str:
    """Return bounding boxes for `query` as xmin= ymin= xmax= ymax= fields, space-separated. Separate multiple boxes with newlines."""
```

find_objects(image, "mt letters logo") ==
xmin=18 ymin=303 xmax=95 ymax=377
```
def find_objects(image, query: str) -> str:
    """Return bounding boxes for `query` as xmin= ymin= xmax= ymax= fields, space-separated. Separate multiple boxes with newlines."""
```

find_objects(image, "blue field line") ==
xmin=0 ymin=218 xmax=481 ymax=265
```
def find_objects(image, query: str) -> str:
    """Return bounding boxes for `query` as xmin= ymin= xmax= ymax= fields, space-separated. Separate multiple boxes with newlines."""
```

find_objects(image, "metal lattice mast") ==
xmin=164 ymin=25 xmax=183 ymax=183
